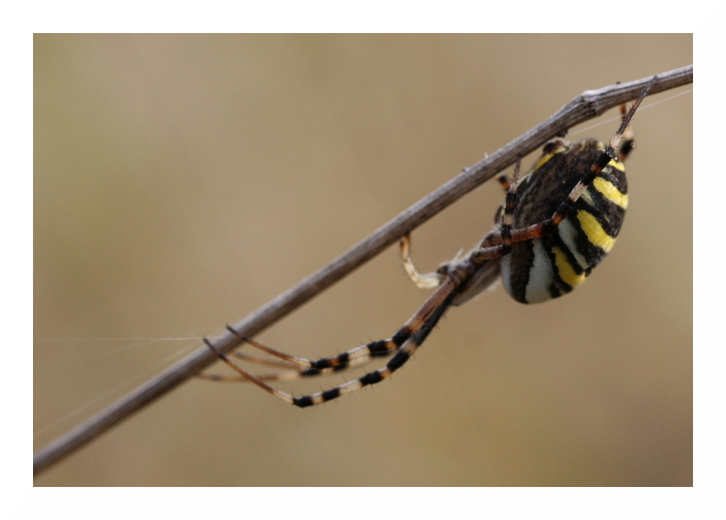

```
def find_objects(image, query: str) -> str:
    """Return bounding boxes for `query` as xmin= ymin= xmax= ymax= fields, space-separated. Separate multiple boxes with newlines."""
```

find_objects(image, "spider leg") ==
xmin=203 ymin=277 xmax=458 ymax=407
xmin=400 ymin=234 xmax=446 ymax=290
xmin=214 ymin=322 xmax=399 ymax=373
xmin=616 ymin=101 xmax=637 ymax=162
xmin=203 ymin=227 xmax=488 ymax=386
xmin=200 ymin=241 xmax=458 ymax=387
xmin=199 ymin=341 xmax=398 ymax=382
xmin=291 ymin=278 xmax=458 ymax=407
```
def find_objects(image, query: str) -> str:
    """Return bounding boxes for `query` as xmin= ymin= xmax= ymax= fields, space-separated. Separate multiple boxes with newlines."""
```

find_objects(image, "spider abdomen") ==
xmin=500 ymin=139 xmax=628 ymax=304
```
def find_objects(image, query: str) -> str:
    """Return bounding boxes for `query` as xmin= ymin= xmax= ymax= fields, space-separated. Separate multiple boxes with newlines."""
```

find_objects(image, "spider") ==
xmin=201 ymin=76 xmax=657 ymax=407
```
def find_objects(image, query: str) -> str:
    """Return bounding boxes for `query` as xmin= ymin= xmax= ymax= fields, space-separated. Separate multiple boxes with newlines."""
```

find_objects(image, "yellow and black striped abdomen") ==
xmin=500 ymin=139 xmax=628 ymax=304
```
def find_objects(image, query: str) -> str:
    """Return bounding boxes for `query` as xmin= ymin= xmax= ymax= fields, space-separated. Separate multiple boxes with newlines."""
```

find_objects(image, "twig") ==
xmin=33 ymin=65 xmax=693 ymax=476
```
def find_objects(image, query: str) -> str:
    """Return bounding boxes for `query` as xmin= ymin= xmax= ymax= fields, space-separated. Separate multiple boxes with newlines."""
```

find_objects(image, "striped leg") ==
xmin=200 ymin=230 xmax=487 ymax=392
xmin=198 ymin=333 xmax=404 ymax=383
xmin=203 ymin=278 xmax=458 ymax=407
xmin=208 ymin=321 xmax=404 ymax=374
xmin=200 ymin=330 xmax=404 ymax=385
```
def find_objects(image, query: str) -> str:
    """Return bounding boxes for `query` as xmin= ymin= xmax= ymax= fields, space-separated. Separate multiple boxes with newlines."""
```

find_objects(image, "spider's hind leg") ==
xmin=223 ymin=325 xmax=399 ymax=372
xmin=200 ymin=321 xmax=412 ymax=389
xmin=202 ymin=277 xmax=459 ymax=407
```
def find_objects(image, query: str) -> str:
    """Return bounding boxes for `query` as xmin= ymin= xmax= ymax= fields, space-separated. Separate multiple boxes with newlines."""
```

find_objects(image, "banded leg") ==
xmin=199 ymin=334 xmax=403 ymax=383
xmin=200 ymin=330 xmax=403 ymax=383
xmin=214 ymin=322 xmax=403 ymax=373
xmin=200 ymin=234 xmax=471 ymax=387
xmin=204 ymin=278 xmax=458 ymax=407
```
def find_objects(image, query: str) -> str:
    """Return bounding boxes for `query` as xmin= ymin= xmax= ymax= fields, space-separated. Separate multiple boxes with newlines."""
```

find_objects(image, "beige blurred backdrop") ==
xmin=34 ymin=34 xmax=692 ymax=486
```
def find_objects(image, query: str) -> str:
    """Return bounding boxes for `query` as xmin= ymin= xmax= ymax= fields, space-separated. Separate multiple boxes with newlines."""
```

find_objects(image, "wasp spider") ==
xmin=201 ymin=77 xmax=657 ymax=407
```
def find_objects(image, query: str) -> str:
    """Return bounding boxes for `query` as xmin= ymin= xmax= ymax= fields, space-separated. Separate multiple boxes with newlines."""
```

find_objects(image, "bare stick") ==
xmin=33 ymin=65 xmax=693 ymax=476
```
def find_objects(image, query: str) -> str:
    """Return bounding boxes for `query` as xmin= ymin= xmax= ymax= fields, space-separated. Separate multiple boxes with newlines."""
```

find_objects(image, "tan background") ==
xmin=34 ymin=34 xmax=692 ymax=486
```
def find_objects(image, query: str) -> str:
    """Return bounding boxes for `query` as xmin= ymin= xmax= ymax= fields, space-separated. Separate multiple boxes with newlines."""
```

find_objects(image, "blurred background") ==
xmin=34 ymin=34 xmax=692 ymax=486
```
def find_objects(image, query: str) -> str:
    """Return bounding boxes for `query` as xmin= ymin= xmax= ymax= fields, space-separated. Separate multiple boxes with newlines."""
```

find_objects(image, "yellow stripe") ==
xmin=577 ymin=209 xmax=616 ymax=252
xmin=593 ymin=176 xmax=628 ymax=209
xmin=552 ymin=247 xmax=587 ymax=288
xmin=607 ymin=158 xmax=625 ymax=172
xmin=533 ymin=144 xmax=567 ymax=171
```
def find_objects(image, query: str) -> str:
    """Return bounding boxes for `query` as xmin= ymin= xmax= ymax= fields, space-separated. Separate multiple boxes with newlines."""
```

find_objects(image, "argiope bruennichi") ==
xmin=201 ymin=76 xmax=657 ymax=407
